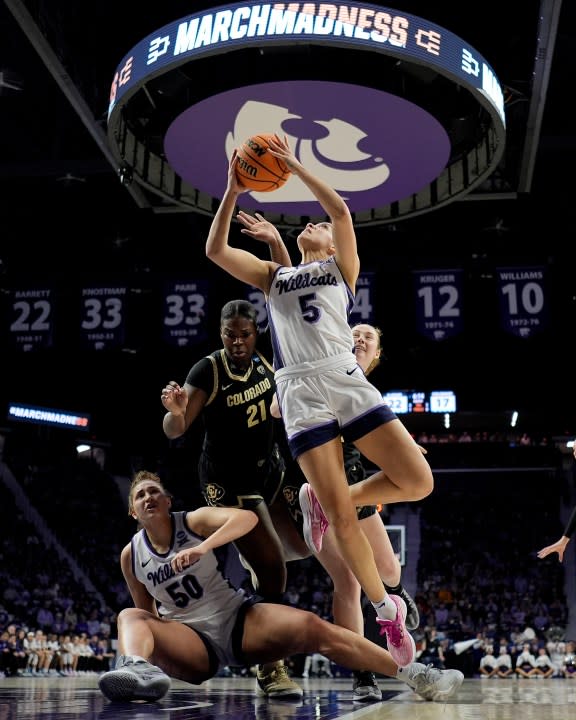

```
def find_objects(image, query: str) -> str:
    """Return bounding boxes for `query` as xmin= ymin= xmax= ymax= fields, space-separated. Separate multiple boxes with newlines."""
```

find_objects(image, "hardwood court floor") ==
xmin=0 ymin=676 xmax=575 ymax=720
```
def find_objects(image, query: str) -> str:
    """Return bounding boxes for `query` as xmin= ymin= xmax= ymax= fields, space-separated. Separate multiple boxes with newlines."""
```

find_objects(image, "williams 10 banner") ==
xmin=496 ymin=266 xmax=547 ymax=338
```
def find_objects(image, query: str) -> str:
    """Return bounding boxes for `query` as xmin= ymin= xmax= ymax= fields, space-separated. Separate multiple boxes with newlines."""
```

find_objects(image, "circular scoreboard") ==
xmin=107 ymin=2 xmax=505 ymax=227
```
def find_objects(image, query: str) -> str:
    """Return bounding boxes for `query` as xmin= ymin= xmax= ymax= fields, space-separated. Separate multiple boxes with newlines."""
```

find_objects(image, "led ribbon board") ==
xmin=8 ymin=403 xmax=91 ymax=431
xmin=108 ymin=2 xmax=505 ymax=225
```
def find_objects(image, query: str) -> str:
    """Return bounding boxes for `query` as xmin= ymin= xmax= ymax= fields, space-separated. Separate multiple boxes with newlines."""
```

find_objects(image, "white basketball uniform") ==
xmin=267 ymin=258 xmax=396 ymax=459
xmin=131 ymin=511 xmax=256 ymax=669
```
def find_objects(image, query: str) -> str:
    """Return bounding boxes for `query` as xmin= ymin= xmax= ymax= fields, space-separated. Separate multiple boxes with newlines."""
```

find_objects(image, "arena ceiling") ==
xmin=0 ymin=0 xmax=573 ymax=219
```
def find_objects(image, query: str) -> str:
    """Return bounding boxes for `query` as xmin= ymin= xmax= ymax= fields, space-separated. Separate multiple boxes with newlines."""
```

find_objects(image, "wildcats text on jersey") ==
xmin=146 ymin=561 xmax=178 ymax=589
xmin=275 ymin=270 xmax=339 ymax=294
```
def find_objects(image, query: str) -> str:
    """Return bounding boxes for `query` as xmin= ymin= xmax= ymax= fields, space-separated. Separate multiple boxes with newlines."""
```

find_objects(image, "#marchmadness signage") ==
xmin=107 ymin=2 xmax=505 ymax=219
xmin=8 ymin=403 xmax=91 ymax=431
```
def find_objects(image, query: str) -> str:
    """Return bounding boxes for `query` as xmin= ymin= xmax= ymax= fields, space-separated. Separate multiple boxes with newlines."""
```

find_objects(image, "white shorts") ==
xmin=274 ymin=352 xmax=397 ymax=459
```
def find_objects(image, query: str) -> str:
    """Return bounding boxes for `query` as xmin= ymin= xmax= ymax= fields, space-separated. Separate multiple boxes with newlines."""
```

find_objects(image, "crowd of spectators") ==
xmin=476 ymin=640 xmax=576 ymax=678
xmin=406 ymin=465 xmax=572 ymax=679
xmin=0 ymin=442 xmax=122 ymax=679
xmin=0 ymin=624 xmax=115 ymax=678
xmin=1 ymin=427 xmax=574 ymax=681
xmin=415 ymin=430 xmax=551 ymax=446
xmin=279 ymin=457 xmax=574 ymax=679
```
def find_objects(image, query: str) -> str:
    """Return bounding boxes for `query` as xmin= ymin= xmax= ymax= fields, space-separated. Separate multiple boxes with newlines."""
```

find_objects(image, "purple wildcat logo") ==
xmin=164 ymin=80 xmax=450 ymax=214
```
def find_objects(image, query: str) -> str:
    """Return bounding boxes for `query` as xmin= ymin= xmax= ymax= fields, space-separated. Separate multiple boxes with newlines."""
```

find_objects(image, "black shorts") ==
xmin=197 ymin=594 xmax=263 ymax=675
xmin=199 ymin=444 xmax=286 ymax=508
xmin=347 ymin=462 xmax=377 ymax=520
xmin=281 ymin=456 xmax=377 ymax=544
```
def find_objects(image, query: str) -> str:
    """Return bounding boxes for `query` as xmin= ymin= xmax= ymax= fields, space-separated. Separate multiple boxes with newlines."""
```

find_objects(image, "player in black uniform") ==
xmin=161 ymin=299 xmax=304 ymax=699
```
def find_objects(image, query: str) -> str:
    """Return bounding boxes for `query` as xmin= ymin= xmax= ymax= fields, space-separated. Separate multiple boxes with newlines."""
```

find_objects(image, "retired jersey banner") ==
xmin=163 ymin=278 xmax=208 ymax=346
xmin=246 ymin=286 xmax=269 ymax=332
xmin=413 ymin=269 xmax=463 ymax=341
xmin=80 ymin=285 xmax=127 ymax=350
xmin=497 ymin=266 xmax=547 ymax=338
xmin=6 ymin=286 xmax=54 ymax=351
xmin=349 ymin=272 xmax=375 ymax=326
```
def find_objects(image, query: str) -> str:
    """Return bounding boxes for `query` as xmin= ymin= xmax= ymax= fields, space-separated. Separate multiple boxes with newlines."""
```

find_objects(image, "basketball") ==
xmin=235 ymin=134 xmax=291 ymax=192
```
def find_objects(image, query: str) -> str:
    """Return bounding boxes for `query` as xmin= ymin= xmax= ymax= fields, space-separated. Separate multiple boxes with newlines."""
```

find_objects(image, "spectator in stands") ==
xmin=94 ymin=638 xmax=115 ymax=672
xmin=533 ymin=647 xmax=555 ymax=678
xmin=52 ymin=612 xmax=68 ymax=635
xmin=433 ymin=603 xmax=450 ymax=630
xmin=98 ymin=613 xmax=114 ymax=639
xmin=419 ymin=627 xmax=445 ymax=669
xmin=284 ymin=586 xmax=301 ymax=608
xmin=1 ymin=630 xmax=22 ymax=676
xmin=44 ymin=632 xmax=60 ymax=675
xmin=496 ymin=646 xmax=514 ymax=678
xmin=75 ymin=634 xmax=95 ymax=673
xmin=64 ymin=605 xmax=78 ymax=632
xmin=86 ymin=609 xmax=102 ymax=637
xmin=23 ymin=630 xmax=40 ymax=675
xmin=12 ymin=628 xmax=27 ymax=673
xmin=302 ymin=652 xmax=334 ymax=678
xmin=36 ymin=601 xmax=55 ymax=632
xmin=0 ymin=605 xmax=9 ymax=629
xmin=547 ymin=640 xmax=566 ymax=676
xmin=74 ymin=614 xmax=90 ymax=637
xmin=478 ymin=646 xmax=498 ymax=678
xmin=0 ymin=630 xmax=13 ymax=677
xmin=515 ymin=643 xmax=537 ymax=678
xmin=59 ymin=634 xmax=77 ymax=675
xmin=561 ymin=643 xmax=576 ymax=679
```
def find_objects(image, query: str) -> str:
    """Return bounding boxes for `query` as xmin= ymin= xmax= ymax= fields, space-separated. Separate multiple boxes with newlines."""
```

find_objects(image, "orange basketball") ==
xmin=235 ymin=134 xmax=291 ymax=192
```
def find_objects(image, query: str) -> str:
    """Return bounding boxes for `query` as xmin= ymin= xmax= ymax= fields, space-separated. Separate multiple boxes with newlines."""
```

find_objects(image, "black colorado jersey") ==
xmin=186 ymin=349 xmax=276 ymax=466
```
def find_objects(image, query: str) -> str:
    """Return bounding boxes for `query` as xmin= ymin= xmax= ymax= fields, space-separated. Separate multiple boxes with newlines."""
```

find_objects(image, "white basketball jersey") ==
xmin=267 ymin=258 xmax=356 ymax=371
xmin=131 ymin=511 xmax=246 ymax=627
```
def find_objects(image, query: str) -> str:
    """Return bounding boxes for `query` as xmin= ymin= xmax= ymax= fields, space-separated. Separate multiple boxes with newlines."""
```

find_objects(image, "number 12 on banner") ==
xmin=413 ymin=269 xmax=463 ymax=341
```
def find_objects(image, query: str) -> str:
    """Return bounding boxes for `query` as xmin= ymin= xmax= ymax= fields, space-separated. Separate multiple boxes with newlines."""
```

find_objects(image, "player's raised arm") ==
xmin=206 ymin=149 xmax=277 ymax=293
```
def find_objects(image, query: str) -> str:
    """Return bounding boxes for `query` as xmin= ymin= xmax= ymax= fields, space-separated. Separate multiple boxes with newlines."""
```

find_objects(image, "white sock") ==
xmin=396 ymin=663 xmax=421 ymax=684
xmin=372 ymin=595 xmax=396 ymax=621
xmin=396 ymin=665 xmax=410 ymax=681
